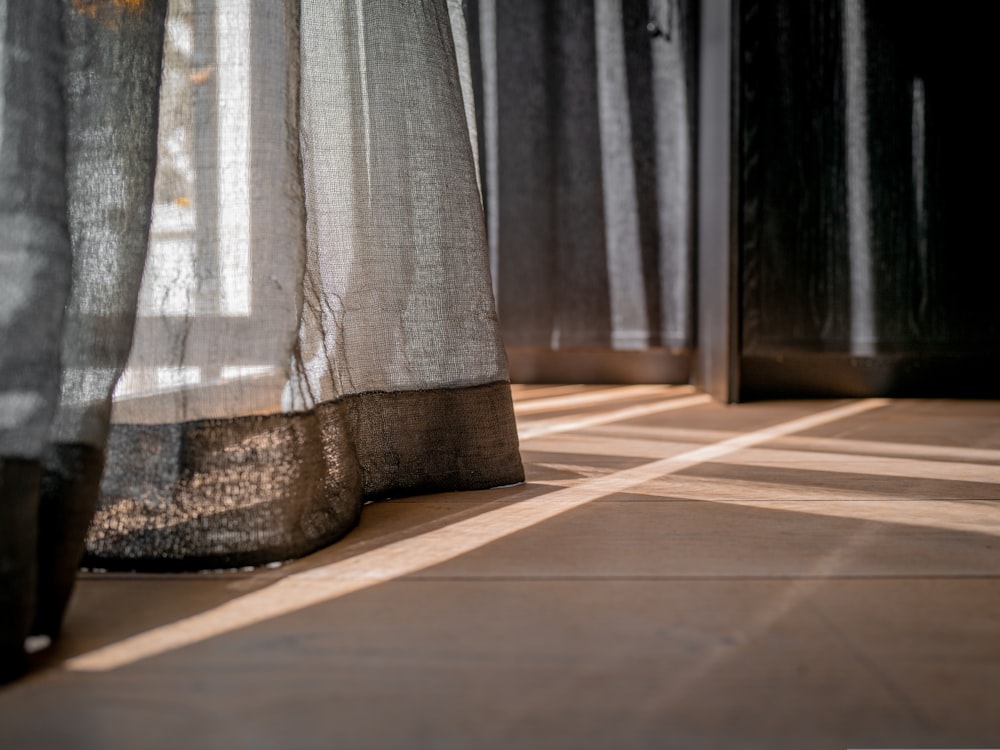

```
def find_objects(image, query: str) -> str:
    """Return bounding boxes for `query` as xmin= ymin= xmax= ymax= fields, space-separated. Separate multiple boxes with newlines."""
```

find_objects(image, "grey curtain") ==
xmin=1 ymin=0 xmax=522 ymax=680
xmin=470 ymin=0 xmax=697 ymax=354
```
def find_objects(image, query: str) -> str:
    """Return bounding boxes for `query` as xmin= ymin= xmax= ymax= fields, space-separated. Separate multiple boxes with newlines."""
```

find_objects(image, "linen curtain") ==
xmin=469 ymin=0 xmax=697 ymax=354
xmin=1 ymin=0 xmax=522 ymax=680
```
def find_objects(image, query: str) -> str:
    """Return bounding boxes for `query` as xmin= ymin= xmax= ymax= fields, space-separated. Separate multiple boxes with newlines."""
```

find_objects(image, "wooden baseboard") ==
xmin=506 ymin=348 xmax=691 ymax=385
xmin=741 ymin=353 xmax=1000 ymax=399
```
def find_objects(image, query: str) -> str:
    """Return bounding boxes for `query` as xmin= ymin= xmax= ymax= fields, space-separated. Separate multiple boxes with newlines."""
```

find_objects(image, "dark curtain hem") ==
xmin=33 ymin=445 xmax=105 ymax=637
xmin=84 ymin=381 xmax=523 ymax=571
xmin=0 ymin=458 xmax=40 ymax=682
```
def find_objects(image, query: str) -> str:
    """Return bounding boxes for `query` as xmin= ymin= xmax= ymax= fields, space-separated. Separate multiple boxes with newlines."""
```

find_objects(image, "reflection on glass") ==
xmin=843 ymin=0 xmax=875 ymax=355
xmin=911 ymin=77 xmax=928 ymax=324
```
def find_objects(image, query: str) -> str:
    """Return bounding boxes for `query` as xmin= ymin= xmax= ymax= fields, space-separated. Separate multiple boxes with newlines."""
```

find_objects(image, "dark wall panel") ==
xmin=739 ymin=0 xmax=1000 ymax=397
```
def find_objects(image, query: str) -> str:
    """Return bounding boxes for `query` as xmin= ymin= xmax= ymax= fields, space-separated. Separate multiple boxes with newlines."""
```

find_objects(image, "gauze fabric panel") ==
xmin=86 ymin=0 xmax=523 ymax=569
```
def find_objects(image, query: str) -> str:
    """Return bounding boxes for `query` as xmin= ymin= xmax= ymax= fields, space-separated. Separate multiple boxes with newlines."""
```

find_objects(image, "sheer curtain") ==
xmin=1 ymin=0 xmax=522 ymax=680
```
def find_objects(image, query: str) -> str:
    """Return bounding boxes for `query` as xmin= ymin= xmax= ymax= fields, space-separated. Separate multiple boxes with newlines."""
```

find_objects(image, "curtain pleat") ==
xmin=1 ymin=0 xmax=167 ymax=677
xmin=41 ymin=0 xmax=168 ymax=636
xmin=1 ymin=0 xmax=69 ymax=675
xmin=1 ymin=0 xmax=522 ymax=676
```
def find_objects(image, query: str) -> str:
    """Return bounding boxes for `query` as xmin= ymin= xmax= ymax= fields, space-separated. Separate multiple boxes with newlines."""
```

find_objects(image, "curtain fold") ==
xmin=1 ymin=0 xmax=168 ymax=676
xmin=1 ymin=0 xmax=69 ymax=676
xmin=1 ymin=0 xmax=522 ymax=677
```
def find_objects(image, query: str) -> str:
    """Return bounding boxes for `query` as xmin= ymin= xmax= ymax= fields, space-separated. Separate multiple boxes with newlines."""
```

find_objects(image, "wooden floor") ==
xmin=2 ymin=387 xmax=1000 ymax=749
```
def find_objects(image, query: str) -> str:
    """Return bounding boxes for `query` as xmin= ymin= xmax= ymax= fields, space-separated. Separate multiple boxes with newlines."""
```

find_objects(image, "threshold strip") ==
xmin=65 ymin=398 xmax=887 ymax=672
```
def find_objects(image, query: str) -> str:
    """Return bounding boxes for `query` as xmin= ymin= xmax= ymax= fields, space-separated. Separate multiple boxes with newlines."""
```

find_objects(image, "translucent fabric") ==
xmin=470 ymin=0 xmax=697 ymax=352
xmin=1 ymin=0 xmax=167 ymax=676
xmin=88 ymin=0 xmax=522 ymax=567
xmin=1 ymin=0 xmax=522 ymax=677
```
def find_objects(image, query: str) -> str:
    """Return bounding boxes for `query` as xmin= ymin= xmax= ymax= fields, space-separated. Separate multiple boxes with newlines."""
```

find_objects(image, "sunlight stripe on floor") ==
xmin=509 ymin=384 xmax=591 ymax=400
xmin=514 ymin=384 xmax=694 ymax=415
xmin=628 ymin=473 xmax=1000 ymax=537
xmin=518 ymin=393 xmax=712 ymax=440
xmin=723 ymin=447 xmax=1000 ymax=485
xmin=65 ymin=399 xmax=887 ymax=672
xmin=773 ymin=434 xmax=1000 ymax=465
